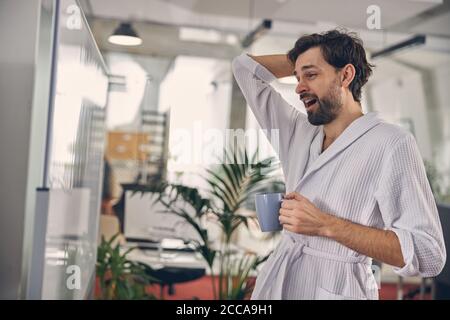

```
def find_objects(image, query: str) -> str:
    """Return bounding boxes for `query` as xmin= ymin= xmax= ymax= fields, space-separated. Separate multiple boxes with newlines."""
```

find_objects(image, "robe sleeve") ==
xmin=375 ymin=133 xmax=446 ymax=277
xmin=231 ymin=53 xmax=307 ymax=165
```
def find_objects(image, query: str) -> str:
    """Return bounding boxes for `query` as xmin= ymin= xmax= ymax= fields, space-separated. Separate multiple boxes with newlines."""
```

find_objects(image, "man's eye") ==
xmin=306 ymin=74 xmax=317 ymax=79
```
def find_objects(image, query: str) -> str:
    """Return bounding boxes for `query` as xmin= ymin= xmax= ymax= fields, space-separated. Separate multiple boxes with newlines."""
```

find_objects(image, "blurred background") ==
xmin=1 ymin=0 xmax=449 ymax=300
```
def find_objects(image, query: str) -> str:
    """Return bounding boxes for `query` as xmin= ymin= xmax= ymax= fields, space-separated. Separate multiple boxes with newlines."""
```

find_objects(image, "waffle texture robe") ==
xmin=232 ymin=53 xmax=446 ymax=300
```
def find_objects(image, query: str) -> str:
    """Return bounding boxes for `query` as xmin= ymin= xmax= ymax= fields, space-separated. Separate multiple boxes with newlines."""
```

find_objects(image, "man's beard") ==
xmin=306 ymin=81 xmax=343 ymax=126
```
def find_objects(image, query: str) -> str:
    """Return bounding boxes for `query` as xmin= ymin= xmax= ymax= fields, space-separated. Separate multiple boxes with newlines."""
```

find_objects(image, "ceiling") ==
xmin=90 ymin=17 xmax=240 ymax=59
xmin=85 ymin=0 xmax=448 ymax=35
xmin=83 ymin=0 xmax=450 ymax=60
xmin=410 ymin=11 xmax=450 ymax=37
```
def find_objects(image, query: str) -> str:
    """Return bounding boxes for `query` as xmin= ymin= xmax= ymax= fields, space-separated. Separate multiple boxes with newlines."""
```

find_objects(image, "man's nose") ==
xmin=295 ymin=81 xmax=308 ymax=95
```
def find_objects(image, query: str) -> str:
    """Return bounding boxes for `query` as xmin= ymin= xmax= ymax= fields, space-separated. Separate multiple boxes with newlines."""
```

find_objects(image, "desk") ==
xmin=124 ymin=244 xmax=207 ymax=298
xmin=126 ymin=246 xmax=207 ymax=270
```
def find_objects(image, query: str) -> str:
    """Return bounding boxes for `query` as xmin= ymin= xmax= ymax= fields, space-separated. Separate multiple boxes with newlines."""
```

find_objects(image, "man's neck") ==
xmin=323 ymin=102 xmax=364 ymax=142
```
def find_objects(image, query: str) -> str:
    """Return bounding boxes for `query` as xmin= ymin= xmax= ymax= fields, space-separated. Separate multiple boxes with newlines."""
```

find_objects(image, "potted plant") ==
xmin=151 ymin=147 xmax=284 ymax=299
xmin=96 ymin=233 xmax=159 ymax=300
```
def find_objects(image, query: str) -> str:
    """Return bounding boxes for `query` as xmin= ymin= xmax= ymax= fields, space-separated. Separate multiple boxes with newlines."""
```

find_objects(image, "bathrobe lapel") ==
xmin=293 ymin=112 xmax=382 ymax=191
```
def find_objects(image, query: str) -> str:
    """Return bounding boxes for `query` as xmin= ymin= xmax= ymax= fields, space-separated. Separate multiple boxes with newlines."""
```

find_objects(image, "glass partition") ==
xmin=40 ymin=0 xmax=109 ymax=299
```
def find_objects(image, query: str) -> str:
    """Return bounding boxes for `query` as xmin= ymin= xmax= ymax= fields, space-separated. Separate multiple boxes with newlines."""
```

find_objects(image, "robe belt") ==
xmin=254 ymin=234 xmax=372 ymax=299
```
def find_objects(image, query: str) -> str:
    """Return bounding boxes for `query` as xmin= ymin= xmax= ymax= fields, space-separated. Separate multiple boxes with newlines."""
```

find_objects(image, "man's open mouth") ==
xmin=303 ymin=98 xmax=317 ymax=110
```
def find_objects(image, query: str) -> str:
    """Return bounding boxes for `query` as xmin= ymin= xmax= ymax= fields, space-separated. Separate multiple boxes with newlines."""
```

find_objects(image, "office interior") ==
xmin=0 ymin=0 xmax=449 ymax=300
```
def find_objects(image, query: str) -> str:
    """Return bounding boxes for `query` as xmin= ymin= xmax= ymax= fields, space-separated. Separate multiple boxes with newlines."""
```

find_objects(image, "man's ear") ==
xmin=340 ymin=64 xmax=356 ymax=88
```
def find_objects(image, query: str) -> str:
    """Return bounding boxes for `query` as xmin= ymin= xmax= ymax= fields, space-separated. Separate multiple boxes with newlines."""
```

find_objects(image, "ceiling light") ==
xmin=108 ymin=22 xmax=142 ymax=46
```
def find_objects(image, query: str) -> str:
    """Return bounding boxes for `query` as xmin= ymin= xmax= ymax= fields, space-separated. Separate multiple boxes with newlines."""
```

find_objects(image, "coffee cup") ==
xmin=254 ymin=192 xmax=284 ymax=232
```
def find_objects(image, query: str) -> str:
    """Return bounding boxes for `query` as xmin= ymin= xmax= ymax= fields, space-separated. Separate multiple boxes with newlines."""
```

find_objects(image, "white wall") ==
xmin=431 ymin=64 xmax=450 ymax=189
xmin=105 ymin=52 xmax=173 ymax=130
xmin=370 ymin=71 xmax=432 ymax=159
xmin=159 ymin=56 xmax=232 ymax=191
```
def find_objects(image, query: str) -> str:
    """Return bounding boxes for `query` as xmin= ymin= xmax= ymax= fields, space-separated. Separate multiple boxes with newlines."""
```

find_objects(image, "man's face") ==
xmin=294 ymin=47 xmax=343 ymax=126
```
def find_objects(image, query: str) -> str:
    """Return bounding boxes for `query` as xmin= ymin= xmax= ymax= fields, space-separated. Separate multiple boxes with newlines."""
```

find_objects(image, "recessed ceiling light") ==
xmin=108 ymin=22 xmax=142 ymax=46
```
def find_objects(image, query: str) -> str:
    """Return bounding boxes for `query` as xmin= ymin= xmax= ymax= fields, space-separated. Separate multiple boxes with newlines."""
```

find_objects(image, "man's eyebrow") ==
xmin=293 ymin=65 xmax=319 ymax=76
xmin=301 ymin=65 xmax=318 ymax=71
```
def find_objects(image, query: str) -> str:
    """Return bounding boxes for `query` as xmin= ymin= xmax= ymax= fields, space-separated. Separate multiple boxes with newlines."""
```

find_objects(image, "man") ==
xmin=232 ymin=29 xmax=446 ymax=300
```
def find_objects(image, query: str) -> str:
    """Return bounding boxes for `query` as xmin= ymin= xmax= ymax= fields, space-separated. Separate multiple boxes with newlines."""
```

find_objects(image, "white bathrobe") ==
xmin=232 ymin=53 xmax=446 ymax=300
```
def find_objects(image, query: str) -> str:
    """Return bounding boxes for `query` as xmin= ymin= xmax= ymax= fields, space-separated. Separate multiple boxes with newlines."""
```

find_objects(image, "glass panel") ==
xmin=42 ymin=0 xmax=108 ymax=299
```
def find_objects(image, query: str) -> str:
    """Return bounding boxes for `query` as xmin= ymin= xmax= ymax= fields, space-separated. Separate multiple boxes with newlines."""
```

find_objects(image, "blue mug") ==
xmin=255 ymin=192 xmax=284 ymax=232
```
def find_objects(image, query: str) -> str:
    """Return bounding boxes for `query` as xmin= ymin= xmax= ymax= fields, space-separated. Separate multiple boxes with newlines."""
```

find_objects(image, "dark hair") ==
xmin=287 ymin=29 xmax=374 ymax=102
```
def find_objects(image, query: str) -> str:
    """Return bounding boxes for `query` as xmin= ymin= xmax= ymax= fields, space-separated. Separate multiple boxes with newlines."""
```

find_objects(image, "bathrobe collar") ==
xmin=294 ymin=112 xmax=382 ymax=191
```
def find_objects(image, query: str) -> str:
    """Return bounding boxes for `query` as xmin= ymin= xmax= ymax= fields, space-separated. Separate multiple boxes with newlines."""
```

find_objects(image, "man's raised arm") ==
xmin=231 ymin=53 xmax=310 ymax=173
xmin=248 ymin=54 xmax=295 ymax=79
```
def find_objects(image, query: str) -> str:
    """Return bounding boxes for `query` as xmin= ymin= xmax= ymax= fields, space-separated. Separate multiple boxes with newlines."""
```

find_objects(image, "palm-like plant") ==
xmin=96 ymin=234 xmax=159 ymax=300
xmin=154 ymin=147 xmax=284 ymax=299
xmin=221 ymin=252 xmax=269 ymax=300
